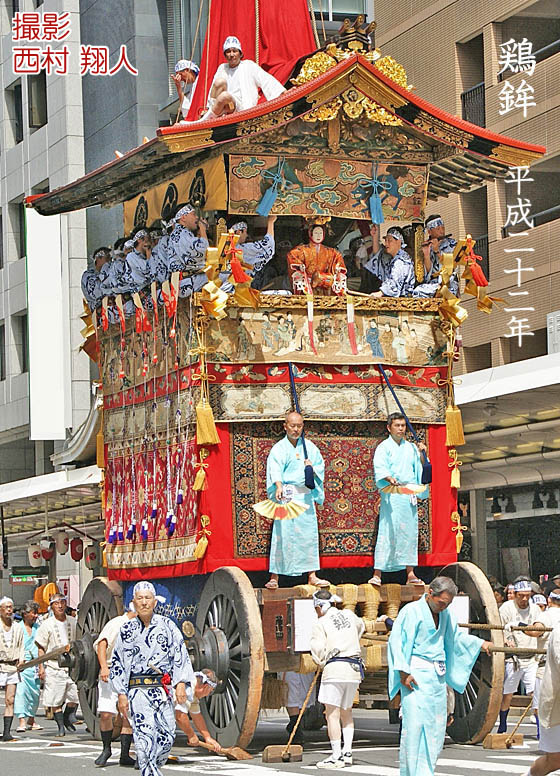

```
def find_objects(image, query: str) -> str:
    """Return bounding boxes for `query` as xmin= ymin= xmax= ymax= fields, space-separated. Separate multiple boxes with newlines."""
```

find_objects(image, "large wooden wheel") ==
xmin=442 ymin=561 xmax=504 ymax=744
xmin=194 ymin=567 xmax=264 ymax=749
xmin=76 ymin=577 xmax=123 ymax=738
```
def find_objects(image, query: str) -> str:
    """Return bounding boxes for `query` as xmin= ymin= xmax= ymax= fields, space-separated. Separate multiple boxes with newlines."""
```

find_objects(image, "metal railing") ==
xmin=502 ymin=204 xmax=560 ymax=238
xmin=461 ymin=82 xmax=485 ymax=127
xmin=498 ymin=38 xmax=560 ymax=81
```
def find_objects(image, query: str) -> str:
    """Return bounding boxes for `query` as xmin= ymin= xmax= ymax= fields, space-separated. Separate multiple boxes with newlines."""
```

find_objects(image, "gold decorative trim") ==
xmin=412 ymin=112 xmax=473 ymax=148
xmin=105 ymin=535 xmax=197 ymax=569
xmin=236 ymin=106 xmax=294 ymax=136
xmin=160 ymin=129 xmax=214 ymax=153
xmin=490 ymin=144 xmax=544 ymax=167
xmin=200 ymin=294 xmax=441 ymax=312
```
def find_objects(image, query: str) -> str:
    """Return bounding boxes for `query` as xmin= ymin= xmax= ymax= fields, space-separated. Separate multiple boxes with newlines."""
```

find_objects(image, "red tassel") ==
xmin=468 ymin=256 xmax=488 ymax=287
xmin=230 ymin=256 xmax=251 ymax=283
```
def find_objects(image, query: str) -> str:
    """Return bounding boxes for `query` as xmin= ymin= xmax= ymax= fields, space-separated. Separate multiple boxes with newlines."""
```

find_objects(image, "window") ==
xmin=13 ymin=314 xmax=28 ymax=374
xmin=0 ymin=325 xmax=5 ymax=382
xmin=6 ymin=81 xmax=24 ymax=145
xmin=9 ymin=202 xmax=26 ymax=260
xmin=0 ymin=211 xmax=3 ymax=270
xmin=167 ymin=1 xmax=210 ymax=96
xmin=28 ymin=71 xmax=47 ymax=130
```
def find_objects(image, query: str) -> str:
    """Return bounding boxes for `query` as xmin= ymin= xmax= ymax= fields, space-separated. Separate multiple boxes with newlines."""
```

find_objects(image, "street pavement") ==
xmin=0 ymin=707 xmax=548 ymax=776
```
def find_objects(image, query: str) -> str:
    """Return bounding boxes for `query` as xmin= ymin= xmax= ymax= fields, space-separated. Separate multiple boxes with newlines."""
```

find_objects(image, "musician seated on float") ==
xmin=230 ymin=215 xmax=277 ymax=279
xmin=412 ymin=215 xmax=459 ymax=298
xmin=361 ymin=224 xmax=415 ymax=297
xmin=193 ymin=36 xmax=285 ymax=123
xmin=81 ymin=246 xmax=111 ymax=312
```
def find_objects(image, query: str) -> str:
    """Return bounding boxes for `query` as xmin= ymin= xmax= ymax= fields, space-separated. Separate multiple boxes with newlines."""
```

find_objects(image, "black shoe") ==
xmin=53 ymin=711 xmax=65 ymax=737
xmin=119 ymin=755 xmax=135 ymax=767
xmin=62 ymin=708 xmax=76 ymax=733
xmin=95 ymin=749 xmax=112 ymax=767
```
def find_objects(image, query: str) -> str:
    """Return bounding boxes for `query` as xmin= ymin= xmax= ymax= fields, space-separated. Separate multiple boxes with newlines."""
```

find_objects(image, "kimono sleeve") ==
xmin=109 ymin=622 xmax=133 ymax=696
xmin=168 ymin=620 xmax=195 ymax=691
xmin=380 ymin=258 xmax=412 ymax=297
xmin=411 ymin=444 xmax=429 ymax=499
xmin=34 ymin=620 xmax=49 ymax=652
xmin=387 ymin=605 xmax=418 ymax=699
xmin=251 ymin=62 xmax=286 ymax=101
xmin=266 ymin=441 xmax=286 ymax=498
xmin=444 ymin=612 xmax=483 ymax=693
xmin=307 ymin=440 xmax=325 ymax=506
xmin=310 ymin=621 xmax=327 ymax=668
xmin=242 ymin=235 xmax=275 ymax=273
xmin=373 ymin=441 xmax=392 ymax=488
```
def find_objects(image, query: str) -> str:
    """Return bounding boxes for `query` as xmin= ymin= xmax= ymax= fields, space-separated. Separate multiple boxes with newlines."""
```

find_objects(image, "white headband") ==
xmin=514 ymin=580 xmax=532 ymax=592
xmin=132 ymin=581 xmax=166 ymax=603
xmin=231 ymin=221 xmax=247 ymax=232
xmin=426 ymin=217 xmax=444 ymax=230
xmin=175 ymin=59 xmax=199 ymax=75
xmin=223 ymin=36 xmax=242 ymax=53
xmin=312 ymin=591 xmax=341 ymax=614
xmin=532 ymin=595 xmax=546 ymax=605
xmin=175 ymin=205 xmax=194 ymax=219
xmin=549 ymin=590 xmax=560 ymax=602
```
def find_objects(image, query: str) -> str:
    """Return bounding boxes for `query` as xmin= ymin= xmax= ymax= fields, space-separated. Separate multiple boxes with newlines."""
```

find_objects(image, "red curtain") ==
xmin=187 ymin=0 xmax=316 ymax=119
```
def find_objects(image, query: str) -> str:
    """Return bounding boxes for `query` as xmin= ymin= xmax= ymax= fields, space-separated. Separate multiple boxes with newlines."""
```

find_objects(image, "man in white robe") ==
xmin=369 ymin=412 xmax=428 ymax=587
xmin=388 ymin=577 xmax=492 ymax=776
xmin=265 ymin=412 xmax=329 ymax=590
xmin=172 ymin=59 xmax=199 ymax=121
xmin=533 ymin=589 xmax=560 ymax=732
xmin=310 ymin=590 xmax=365 ymax=769
xmin=110 ymin=582 xmax=194 ymax=776
xmin=199 ymin=36 xmax=285 ymax=121
xmin=93 ymin=607 xmax=137 ymax=767
xmin=35 ymin=593 xmax=79 ymax=737
xmin=0 ymin=597 xmax=24 ymax=741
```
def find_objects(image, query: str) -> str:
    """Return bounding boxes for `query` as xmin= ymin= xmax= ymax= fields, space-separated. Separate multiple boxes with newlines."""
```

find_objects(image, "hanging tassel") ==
xmin=256 ymin=185 xmax=279 ymax=217
xmin=151 ymin=499 xmax=157 ymax=520
xmin=450 ymin=466 xmax=461 ymax=489
xmin=193 ymin=447 xmax=210 ymax=491
xmin=445 ymin=404 xmax=465 ymax=446
xmin=194 ymin=515 xmax=211 ymax=559
xmin=196 ymin=398 xmax=221 ymax=445
xmin=117 ymin=522 xmax=124 ymax=542
xmin=448 ymin=448 xmax=462 ymax=489
xmin=366 ymin=163 xmax=391 ymax=223
xmin=140 ymin=518 xmax=149 ymax=542
xmin=230 ymin=254 xmax=251 ymax=283
xmin=176 ymin=488 xmax=184 ymax=505
xmin=451 ymin=511 xmax=467 ymax=554
xmin=126 ymin=518 xmax=137 ymax=540
xmin=96 ymin=430 xmax=105 ymax=468
xmin=108 ymin=524 xmax=116 ymax=544
xmin=166 ymin=510 xmax=176 ymax=537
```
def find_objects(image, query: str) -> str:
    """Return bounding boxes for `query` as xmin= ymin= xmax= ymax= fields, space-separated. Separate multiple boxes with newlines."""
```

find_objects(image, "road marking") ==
xmin=437 ymin=758 xmax=530 ymax=773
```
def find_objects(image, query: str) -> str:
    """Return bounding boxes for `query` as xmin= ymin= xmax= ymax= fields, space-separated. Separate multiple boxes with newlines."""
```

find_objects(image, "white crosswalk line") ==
xmin=437 ymin=757 xmax=529 ymax=773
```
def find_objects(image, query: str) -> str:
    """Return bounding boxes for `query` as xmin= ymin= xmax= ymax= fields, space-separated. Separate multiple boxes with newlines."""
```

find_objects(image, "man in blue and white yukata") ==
xmin=265 ymin=411 xmax=329 ymax=590
xmin=110 ymin=582 xmax=194 ymax=776
xmin=369 ymin=412 xmax=428 ymax=588
xmin=388 ymin=576 xmax=492 ymax=776
xmin=166 ymin=205 xmax=209 ymax=298
xmin=81 ymin=247 xmax=111 ymax=312
xmin=362 ymin=225 xmax=415 ymax=297
xmin=413 ymin=215 xmax=459 ymax=298
xmin=230 ymin=216 xmax=277 ymax=279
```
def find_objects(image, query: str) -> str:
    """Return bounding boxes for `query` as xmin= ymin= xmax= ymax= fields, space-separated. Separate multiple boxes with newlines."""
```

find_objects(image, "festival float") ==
xmin=26 ymin=9 xmax=545 ymax=750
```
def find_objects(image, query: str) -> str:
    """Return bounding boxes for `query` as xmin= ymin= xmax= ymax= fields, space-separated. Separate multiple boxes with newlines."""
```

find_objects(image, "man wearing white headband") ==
xmin=164 ymin=205 xmax=209 ymax=291
xmin=362 ymin=224 xmax=415 ymax=297
xmin=532 ymin=589 xmax=560 ymax=738
xmin=175 ymin=668 xmax=221 ymax=752
xmin=310 ymin=590 xmax=364 ymax=768
xmin=35 ymin=592 xmax=79 ymax=737
xmin=81 ymin=247 xmax=112 ymax=312
xmin=110 ymin=581 xmax=194 ymax=776
xmin=195 ymin=35 xmax=285 ymax=122
xmin=0 ymin=596 xmax=24 ymax=741
xmin=173 ymin=59 xmax=200 ymax=121
xmin=230 ymin=215 xmax=277 ymax=278
xmin=92 ymin=606 xmax=138 ymax=767
xmin=413 ymin=214 xmax=459 ymax=298
xmin=498 ymin=579 xmax=542 ymax=733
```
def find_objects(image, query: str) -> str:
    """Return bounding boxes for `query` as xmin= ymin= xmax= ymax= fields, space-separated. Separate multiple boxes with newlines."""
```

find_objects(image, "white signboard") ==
xmin=292 ymin=598 xmax=318 ymax=652
xmin=448 ymin=594 xmax=470 ymax=633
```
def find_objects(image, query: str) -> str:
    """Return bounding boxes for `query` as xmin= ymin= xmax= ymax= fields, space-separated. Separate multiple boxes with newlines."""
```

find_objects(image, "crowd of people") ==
xmin=81 ymin=212 xmax=458 ymax=321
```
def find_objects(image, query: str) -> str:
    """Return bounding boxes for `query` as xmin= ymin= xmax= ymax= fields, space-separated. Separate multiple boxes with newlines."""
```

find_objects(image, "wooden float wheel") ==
xmin=442 ymin=561 xmax=504 ymax=744
xmin=195 ymin=567 xmax=264 ymax=749
xmin=76 ymin=577 xmax=123 ymax=739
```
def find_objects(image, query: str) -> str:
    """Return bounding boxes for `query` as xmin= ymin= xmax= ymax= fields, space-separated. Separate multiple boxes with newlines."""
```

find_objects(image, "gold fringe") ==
xmin=194 ymin=515 xmax=211 ymax=559
xmin=450 ymin=466 xmax=461 ymax=489
xmin=337 ymin=584 xmax=358 ymax=612
xmin=445 ymin=405 xmax=465 ymax=447
xmin=96 ymin=429 xmax=105 ymax=469
xmin=260 ymin=675 xmax=288 ymax=710
xmin=360 ymin=584 xmax=380 ymax=620
xmin=381 ymin=584 xmax=401 ymax=620
xmin=299 ymin=653 xmax=318 ymax=674
xmin=193 ymin=448 xmax=210 ymax=491
xmin=363 ymin=643 xmax=383 ymax=672
xmin=196 ymin=399 xmax=221 ymax=446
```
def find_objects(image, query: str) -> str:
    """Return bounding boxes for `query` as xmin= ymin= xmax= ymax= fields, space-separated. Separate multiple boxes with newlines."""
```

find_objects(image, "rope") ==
xmin=203 ymin=0 xmax=212 ymax=109
xmin=307 ymin=0 xmax=320 ymax=47
xmin=189 ymin=0 xmax=206 ymax=60
xmin=255 ymin=0 xmax=260 ymax=65
xmin=318 ymin=0 xmax=326 ymax=45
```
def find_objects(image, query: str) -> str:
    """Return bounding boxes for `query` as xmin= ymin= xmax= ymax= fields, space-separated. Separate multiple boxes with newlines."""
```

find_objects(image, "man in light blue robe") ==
xmin=265 ymin=411 xmax=329 ymax=589
xmin=81 ymin=247 xmax=111 ymax=311
xmin=110 ymin=581 xmax=194 ymax=776
xmin=363 ymin=226 xmax=415 ymax=298
xmin=231 ymin=216 xmax=276 ymax=278
xmin=413 ymin=215 xmax=459 ymax=298
xmin=369 ymin=412 xmax=428 ymax=587
xmin=388 ymin=576 xmax=492 ymax=776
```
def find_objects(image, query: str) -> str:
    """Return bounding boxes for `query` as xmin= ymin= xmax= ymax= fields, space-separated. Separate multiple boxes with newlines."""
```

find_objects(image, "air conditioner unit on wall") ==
xmin=547 ymin=311 xmax=560 ymax=354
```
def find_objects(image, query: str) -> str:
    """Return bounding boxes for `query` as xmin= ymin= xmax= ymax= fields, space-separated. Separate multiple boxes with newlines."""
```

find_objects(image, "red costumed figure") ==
xmin=287 ymin=222 xmax=347 ymax=296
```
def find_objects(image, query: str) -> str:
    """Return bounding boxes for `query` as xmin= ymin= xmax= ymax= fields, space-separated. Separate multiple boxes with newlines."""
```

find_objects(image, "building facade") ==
xmin=375 ymin=0 xmax=560 ymax=581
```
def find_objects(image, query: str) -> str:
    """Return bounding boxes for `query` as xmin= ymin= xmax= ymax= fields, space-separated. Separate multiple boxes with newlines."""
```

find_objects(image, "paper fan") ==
xmin=253 ymin=499 xmax=307 ymax=520
xmin=381 ymin=483 xmax=426 ymax=495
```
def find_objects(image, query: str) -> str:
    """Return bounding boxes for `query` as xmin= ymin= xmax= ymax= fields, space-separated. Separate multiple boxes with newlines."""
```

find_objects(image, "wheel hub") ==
xmin=188 ymin=626 xmax=230 ymax=691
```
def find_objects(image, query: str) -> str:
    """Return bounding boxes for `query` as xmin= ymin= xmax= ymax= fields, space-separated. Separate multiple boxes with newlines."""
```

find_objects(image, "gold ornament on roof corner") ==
xmin=374 ymin=55 xmax=411 ymax=90
xmin=291 ymin=51 xmax=338 ymax=86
